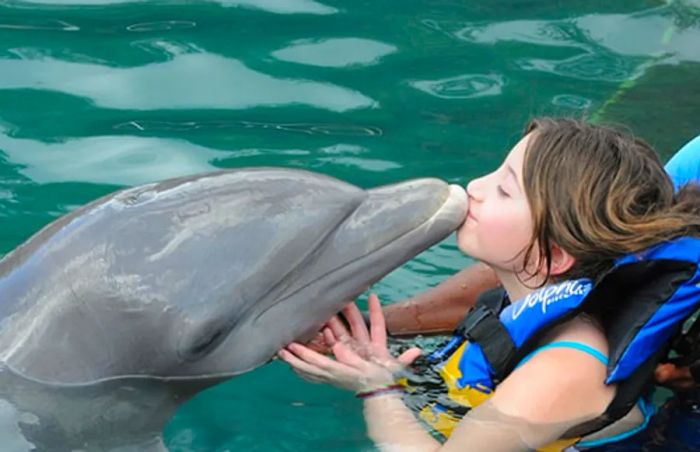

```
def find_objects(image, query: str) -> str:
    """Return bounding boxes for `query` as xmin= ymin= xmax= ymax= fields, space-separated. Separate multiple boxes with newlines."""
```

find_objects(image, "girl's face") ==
xmin=457 ymin=133 xmax=535 ymax=273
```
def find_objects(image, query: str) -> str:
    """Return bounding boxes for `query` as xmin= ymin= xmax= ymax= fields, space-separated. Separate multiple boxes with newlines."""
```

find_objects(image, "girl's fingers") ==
xmin=292 ymin=369 xmax=328 ymax=384
xmin=305 ymin=331 xmax=331 ymax=354
xmin=326 ymin=315 xmax=351 ymax=342
xmin=342 ymin=302 xmax=371 ymax=342
xmin=368 ymin=294 xmax=387 ymax=346
xmin=332 ymin=341 xmax=370 ymax=368
xmin=278 ymin=349 xmax=334 ymax=381
xmin=397 ymin=347 xmax=422 ymax=366
xmin=286 ymin=343 xmax=359 ymax=375
xmin=323 ymin=327 xmax=337 ymax=347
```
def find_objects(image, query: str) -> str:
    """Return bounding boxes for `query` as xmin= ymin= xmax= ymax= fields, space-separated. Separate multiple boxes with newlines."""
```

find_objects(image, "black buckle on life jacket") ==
xmin=456 ymin=304 xmax=517 ymax=382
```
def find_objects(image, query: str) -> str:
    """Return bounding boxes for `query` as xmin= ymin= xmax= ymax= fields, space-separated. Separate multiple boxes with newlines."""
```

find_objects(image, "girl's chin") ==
xmin=456 ymin=231 xmax=478 ymax=257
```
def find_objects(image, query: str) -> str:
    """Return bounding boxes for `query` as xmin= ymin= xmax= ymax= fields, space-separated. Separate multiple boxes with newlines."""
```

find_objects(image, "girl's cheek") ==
xmin=487 ymin=209 xmax=531 ymax=246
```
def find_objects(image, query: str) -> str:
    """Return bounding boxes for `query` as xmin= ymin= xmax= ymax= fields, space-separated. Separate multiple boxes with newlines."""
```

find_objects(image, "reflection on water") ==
xmin=0 ymin=400 xmax=35 ymax=452
xmin=273 ymin=38 xmax=397 ymax=67
xmin=113 ymin=119 xmax=383 ymax=136
xmin=432 ymin=8 xmax=700 ymax=86
xmin=0 ymin=125 xmax=400 ymax=185
xmin=551 ymin=94 xmax=592 ymax=110
xmin=316 ymin=156 xmax=401 ymax=172
xmin=0 ymin=53 xmax=377 ymax=111
xmin=131 ymin=39 xmax=205 ymax=59
xmin=0 ymin=127 xmax=221 ymax=185
xmin=10 ymin=0 xmax=338 ymax=15
xmin=411 ymin=74 xmax=505 ymax=99
xmin=516 ymin=52 xmax=646 ymax=82
xmin=126 ymin=20 xmax=197 ymax=33
xmin=449 ymin=11 xmax=700 ymax=64
xmin=0 ymin=18 xmax=79 ymax=31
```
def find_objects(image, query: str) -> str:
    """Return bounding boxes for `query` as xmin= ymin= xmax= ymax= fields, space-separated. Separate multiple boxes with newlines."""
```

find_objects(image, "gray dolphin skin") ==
xmin=0 ymin=168 xmax=466 ymax=451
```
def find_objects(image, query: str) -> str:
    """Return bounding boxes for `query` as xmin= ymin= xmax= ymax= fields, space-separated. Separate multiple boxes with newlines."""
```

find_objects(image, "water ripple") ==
xmin=272 ymin=38 xmax=397 ymax=68
xmin=574 ymin=12 xmax=700 ymax=64
xmin=0 ymin=129 xmax=221 ymax=185
xmin=411 ymin=73 xmax=505 ymax=99
xmin=551 ymin=94 xmax=592 ymax=110
xmin=0 ymin=18 xmax=79 ymax=31
xmin=453 ymin=19 xmax=588 ymax=50
xmin=126 ymin=21 xmax=197 ymax=33
xmin=9 ymin=0 xmax=338 ymax=15
xmin=0 ymin=53 xmax=377 ymax=112
xmin=516 ymin=53 xmax=642 ymax=82
xmin=440 ymin=11 xmax=700 ymax=64
xmin=113 ymin=120 xmax=382 ymax=136
xmin=316 ymin=156 xmax=401 ymax=172
xmin=318 ymin=144 xmax=366 ymax=155
xmin=131 ymin=40 xmax=206 ymax=60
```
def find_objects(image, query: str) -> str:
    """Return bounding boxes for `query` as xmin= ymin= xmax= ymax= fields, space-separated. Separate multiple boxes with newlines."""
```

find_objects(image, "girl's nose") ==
xmin=466 ymin=177 xmax=485 ymax=201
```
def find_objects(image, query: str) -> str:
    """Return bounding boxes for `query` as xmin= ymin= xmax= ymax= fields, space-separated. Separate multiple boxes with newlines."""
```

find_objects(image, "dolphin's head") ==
xmin=171 ymin=170 xmax=467 ymax=378
xmin=0 ymin=168 xmax=466 ymax=385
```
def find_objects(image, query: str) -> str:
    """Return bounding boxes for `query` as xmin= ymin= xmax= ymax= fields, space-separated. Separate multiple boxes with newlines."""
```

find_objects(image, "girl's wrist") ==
xmin=355 ymin=383 xmax=404 ymax=399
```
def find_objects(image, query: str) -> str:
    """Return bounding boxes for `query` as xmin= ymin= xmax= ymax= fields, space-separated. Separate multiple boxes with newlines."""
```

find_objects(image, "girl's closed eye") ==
xmin=497 ymin=185 xmax=510 ymax=197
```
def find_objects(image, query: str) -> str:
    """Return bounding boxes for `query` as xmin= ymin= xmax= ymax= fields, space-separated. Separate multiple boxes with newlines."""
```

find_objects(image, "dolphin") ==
xmin=0 ymin=168 xmax=466 ymax=451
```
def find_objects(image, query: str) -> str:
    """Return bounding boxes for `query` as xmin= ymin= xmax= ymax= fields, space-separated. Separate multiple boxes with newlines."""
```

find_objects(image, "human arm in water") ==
xmin=384 ymin=264 xmax=700 ymax=391
xmin=281 ymin=296 xmax=615 ymax=451
xmin=304 ymin=262 xmax=499 ymax=353
xmin=382 ymin=262 xmax=500 ymax=336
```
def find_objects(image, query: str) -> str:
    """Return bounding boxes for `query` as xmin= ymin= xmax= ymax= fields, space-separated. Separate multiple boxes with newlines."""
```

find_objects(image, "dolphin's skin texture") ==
xmin=0 ymin=168 xmax=467 ymax=450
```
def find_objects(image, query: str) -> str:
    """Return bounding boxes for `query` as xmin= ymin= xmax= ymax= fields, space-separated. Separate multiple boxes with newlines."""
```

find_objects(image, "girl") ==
xmin=278 ymin=118 xmax=700 ymax=451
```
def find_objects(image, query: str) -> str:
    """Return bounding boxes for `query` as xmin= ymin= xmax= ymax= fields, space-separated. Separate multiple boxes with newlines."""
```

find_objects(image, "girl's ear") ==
xmin=549 ymin=243 xmax=576 ymax=276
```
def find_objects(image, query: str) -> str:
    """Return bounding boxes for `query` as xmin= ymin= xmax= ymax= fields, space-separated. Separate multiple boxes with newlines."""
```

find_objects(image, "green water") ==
xmin=1 ymin=0 xmax=699 ymax=450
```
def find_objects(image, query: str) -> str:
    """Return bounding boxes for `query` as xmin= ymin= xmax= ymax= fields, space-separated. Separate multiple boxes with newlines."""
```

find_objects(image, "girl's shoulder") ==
xmin=490 ymin=314 xmax=614 ymax=423
xmin=542 ymin=313 xmax=609 ymax=355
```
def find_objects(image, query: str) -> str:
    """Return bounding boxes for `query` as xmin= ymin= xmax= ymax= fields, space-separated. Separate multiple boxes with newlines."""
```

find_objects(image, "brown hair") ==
xmin=521 ymin=117 xmax=700 ymax=283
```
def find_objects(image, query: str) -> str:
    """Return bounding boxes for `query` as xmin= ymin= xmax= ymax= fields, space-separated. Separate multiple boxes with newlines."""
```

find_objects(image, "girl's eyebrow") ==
xmin=506 ymin=164 xmax=522 ymax=193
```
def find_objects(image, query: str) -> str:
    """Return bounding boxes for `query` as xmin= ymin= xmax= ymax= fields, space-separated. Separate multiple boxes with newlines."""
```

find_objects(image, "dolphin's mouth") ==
xmin=1 ymin=362 xmax=235 ymax=387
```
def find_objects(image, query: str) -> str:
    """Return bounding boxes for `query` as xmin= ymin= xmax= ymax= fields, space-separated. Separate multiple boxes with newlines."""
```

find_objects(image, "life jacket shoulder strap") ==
xmin=455 ymin=301 xmax=516 ymax=382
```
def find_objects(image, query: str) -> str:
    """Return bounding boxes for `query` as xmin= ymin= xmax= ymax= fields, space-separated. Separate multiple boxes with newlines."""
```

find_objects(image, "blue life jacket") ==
xmin=427 ymin=236 xmax=700 ymax=437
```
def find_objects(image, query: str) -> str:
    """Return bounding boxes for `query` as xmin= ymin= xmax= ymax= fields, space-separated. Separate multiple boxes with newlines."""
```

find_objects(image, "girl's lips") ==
xmin=466 ymin=209 xmax=478 ymax=222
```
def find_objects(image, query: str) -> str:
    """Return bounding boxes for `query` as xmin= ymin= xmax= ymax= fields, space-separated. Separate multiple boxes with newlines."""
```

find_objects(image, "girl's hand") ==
xmin=278 ymin=294 xmax=422 ymax=393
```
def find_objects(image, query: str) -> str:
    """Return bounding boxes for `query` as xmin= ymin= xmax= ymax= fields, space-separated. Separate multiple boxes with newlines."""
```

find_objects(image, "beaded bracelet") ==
xmin=355 ymin=384 xmax=404 ymax=399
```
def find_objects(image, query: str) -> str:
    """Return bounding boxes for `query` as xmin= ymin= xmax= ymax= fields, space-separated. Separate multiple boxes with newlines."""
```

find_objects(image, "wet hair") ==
xmin=520 ymin=117 xmax=700 ymax=283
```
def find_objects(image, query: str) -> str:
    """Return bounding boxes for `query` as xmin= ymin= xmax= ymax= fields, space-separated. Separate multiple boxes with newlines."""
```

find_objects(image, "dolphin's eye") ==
xmin=190 ymin=330 xmax=224 ymax=357
xmin=119 ymin=188 xmax=155 ymax=206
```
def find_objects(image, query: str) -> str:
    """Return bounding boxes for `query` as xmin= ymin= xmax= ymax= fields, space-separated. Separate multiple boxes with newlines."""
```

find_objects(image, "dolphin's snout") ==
xmin=445 ymin=184 xmax=468 ymax=226
xmin=367 ymin=178 xmax=467 ymax=228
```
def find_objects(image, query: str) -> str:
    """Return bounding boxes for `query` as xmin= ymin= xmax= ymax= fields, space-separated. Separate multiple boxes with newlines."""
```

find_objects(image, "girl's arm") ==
xmin=444 ymin=315 xmax=615 ymax=450
xmin=361 ymin=324 xmax=614 ymax=452
xmin=281 ymin=300 xmax=614 ymax=452
xmin=363 ymin=393 xmax=442 ymax=452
